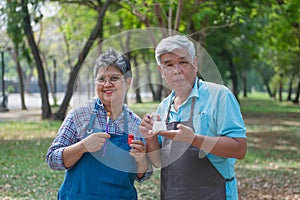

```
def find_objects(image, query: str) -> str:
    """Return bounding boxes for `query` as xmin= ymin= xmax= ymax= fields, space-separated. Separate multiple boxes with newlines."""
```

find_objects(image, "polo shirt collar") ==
xmin=170 ymin=77 xmax=200 ymax=104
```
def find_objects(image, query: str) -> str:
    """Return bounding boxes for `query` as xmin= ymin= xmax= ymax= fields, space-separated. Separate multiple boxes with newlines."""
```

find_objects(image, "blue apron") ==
xmin=58 ymin=99 xmax=137 ymax=200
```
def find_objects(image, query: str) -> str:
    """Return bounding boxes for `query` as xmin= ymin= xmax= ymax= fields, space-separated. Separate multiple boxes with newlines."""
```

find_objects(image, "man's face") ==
xmin=158 ymin=48 xmax=198 ymax=92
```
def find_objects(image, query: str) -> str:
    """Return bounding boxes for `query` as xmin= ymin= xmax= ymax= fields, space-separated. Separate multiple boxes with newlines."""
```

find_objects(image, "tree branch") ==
xmin=50 ymin=0 xmax=99 ymax=10
xmin=188 ymin=23 xmax=234 ymax=38
xmin=174 ymin=0 xmax=183 ymax=31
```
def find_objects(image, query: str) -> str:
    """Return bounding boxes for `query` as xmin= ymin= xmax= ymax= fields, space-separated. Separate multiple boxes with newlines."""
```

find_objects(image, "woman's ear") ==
xmin=125 ymin=77 xmax=132 ymax=89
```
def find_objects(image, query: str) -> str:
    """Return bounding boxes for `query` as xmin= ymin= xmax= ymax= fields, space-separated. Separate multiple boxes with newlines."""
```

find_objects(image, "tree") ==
xmin=3 ymin=0 xmax=298 ymax=120
xmin=275 ymin=0 xmax=300 ymax=103
xmin=21 ymin=0 xmax=52 ymax=118
xmin=251 ymin=0 xmax=300 ymax=102
xmin=54 ymin=0 xmax=113 ymax=120
xmin=4 ymin=1 xmax=29 ymax=110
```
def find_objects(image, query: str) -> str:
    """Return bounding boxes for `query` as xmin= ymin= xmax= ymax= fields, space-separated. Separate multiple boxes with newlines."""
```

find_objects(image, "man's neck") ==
xmin=173 ymin=89 xmax=192 ymax=111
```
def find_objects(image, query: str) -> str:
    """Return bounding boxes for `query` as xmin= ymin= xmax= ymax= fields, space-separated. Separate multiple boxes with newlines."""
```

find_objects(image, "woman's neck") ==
xmin=105 ymin=104 xmax=123 ymax=120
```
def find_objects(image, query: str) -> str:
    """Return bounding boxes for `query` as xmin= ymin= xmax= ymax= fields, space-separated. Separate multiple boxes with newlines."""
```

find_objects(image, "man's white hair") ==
xmin=155 ymin=35 xmax=195 ymax=65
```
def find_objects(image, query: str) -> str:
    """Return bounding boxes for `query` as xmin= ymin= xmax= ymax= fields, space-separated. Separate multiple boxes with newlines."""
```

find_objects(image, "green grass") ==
xmin=0 ymin=139 xmax=63 ymax=200
xmin=0 ymin=121 xmax=61 ymax=140
xmin=240 ymin=92 xmax=300 ymax=114
xmin=0 ymin=93 xmax=299 ymax=199
xmin=128 ymin=101 xmax=160 ymax=117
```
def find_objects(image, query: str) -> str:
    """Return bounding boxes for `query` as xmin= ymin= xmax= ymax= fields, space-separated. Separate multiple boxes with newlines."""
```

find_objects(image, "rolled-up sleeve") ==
xmin=46 ymin=116 xmax=79 ymax=170
xmin=135 ymin=163 xmax=153 ymax=183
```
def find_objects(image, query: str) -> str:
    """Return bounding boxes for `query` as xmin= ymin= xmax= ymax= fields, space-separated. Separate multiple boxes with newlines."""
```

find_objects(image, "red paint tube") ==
xmin=128 ymin=134 xmax=134 ymax=145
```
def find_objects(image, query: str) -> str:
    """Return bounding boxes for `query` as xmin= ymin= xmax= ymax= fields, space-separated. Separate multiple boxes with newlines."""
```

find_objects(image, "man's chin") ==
xmin=173 ymin=82 xmax=193 ymax=91
xmin=172 ymin=79 xmax=185 ymax=84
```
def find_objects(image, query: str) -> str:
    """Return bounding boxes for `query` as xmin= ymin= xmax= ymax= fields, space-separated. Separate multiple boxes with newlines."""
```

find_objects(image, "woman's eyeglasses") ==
xmin=95 ymin=75 xmax=123 ymax=85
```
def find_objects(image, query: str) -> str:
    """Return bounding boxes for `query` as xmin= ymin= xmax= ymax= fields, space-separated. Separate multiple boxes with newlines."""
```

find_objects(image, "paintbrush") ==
xmin=103 ymin=111 xmax=110 ymax=157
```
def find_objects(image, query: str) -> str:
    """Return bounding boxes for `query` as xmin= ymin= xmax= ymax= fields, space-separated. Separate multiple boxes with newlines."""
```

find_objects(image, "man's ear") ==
xmin=193 ymin=56 xmax=198 ymax=67
xmin=158 ymin=65 xmax=164 ymax=78
xmin=193 ymin=56 xmax=198 ymax=72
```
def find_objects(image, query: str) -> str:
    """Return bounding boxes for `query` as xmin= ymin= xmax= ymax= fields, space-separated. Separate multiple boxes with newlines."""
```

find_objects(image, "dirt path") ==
xmin=0 ymin=108 xmax=42 ymax=121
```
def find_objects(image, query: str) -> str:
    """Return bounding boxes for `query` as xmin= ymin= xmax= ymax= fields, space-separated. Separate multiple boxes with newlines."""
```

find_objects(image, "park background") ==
xmin=0 ymin=0 xmax=299 ymax=199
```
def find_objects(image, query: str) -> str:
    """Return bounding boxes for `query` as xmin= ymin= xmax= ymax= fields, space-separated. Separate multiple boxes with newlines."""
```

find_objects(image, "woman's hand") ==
xmin=129 ymin=140 xmax=149 ymax=176
xmin=62 ymin=132 xmax=110 ymax=168
xmin=129 ymin=140 xmax=146 ymax=163
xmin=80 ymin=132 xmax=110 ymax=153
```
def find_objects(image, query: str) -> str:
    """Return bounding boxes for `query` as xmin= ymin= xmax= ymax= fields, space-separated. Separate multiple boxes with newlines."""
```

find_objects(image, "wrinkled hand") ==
xmin=81 ymin=132 xmax=110 ymax=152
xmin=158 ymin=124 xmax=195 ymax=144
xmin=139 ymin=113 xmax=161 ymax=141
xmin=129 ymin=140 xmax=146 ymax=163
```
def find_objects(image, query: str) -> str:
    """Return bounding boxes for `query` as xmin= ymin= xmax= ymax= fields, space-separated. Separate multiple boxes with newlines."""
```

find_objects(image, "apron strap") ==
xmin=165 ymin=79 xmax=199 ymax=123
xmin=189 ymin=97 xmax=195 ymax=123
xmin=165 ymin=97 xmax=174 ymax=123
xmin=86 ymin=98 xmax=128 ymax=135
xmin=124 ymin=107 xmax=128 ymax=134
xmin=165 ymin=96 xmax=196 ymax=124
xmin=87 ymin=98 xmax=101 ymax=134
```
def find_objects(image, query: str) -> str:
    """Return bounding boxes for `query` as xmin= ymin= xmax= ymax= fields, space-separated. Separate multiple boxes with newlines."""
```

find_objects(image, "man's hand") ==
xmin=139 ymin=114 xmax=161 ymax=141
xmin=158 ymin=123 xmax=195 ymax=144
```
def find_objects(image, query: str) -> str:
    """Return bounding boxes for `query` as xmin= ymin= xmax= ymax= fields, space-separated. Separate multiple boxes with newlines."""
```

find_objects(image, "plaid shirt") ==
xmin=46 ymin=98 xmax=152 ymax=182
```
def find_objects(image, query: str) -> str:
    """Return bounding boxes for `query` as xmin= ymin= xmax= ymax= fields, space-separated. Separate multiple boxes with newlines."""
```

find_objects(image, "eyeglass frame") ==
xmin=94 ymin=74 xmax=124 ymax=85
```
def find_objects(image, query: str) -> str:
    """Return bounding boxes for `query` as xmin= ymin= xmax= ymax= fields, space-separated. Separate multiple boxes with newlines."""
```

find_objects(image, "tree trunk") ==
xmin=11 ymin=47 xmax=27 ymax=110
xmin=24 ymin=65 xmax=33 ymax=93
xmin=132 ymin=55 xmax=142 ymax=103
xmin=174 ymin=0 xmax=183 ymax=31
xmin=262 ymin=79 xmax=273 ymax=98
xmin=286 ymin=73 xmax=294 ymax=101
xmin=123 ymin=31 xmax=142 ymax=104
xmin=55 ymin=0 xmax=112 ymax=120
xmin=293 ymin=75 xmax=300 ymax=104
xmin=242 ymin=73 xmax=247 ymax=98
xmin=273 ymin=88 xmax=277 ymax=99
xmin=142 ymin=53 xmax=155 ymax=101
xmin=279 ymin=73 xmax=283 ymax=102
xmin=154 ymin=4 xmax=168 ymax=37
xmin=41 ymin=51 xmax=56 ymax=106
xmin=223 ymin=50 xmax=239 ymax=101
xmin=155 ymin=81 xmax=164 ymax=101
xmin=229 ymin=61 xmax=239 ymax=101
xmin=22 ymin=0 xmax=52 ymax=118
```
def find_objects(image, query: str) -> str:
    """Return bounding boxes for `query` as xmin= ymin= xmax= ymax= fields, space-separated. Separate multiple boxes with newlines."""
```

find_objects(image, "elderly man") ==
xmin=140 ymin=35 xmax=247 ymax=200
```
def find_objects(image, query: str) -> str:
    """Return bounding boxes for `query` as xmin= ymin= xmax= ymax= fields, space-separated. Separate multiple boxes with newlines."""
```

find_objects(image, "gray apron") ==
xmin=161 ymin=97 xmax=227 ymax=200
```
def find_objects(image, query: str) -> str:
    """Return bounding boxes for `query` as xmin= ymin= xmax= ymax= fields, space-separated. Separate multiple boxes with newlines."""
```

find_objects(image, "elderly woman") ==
xmin=46 ymin=48 xmax=151 ymax=199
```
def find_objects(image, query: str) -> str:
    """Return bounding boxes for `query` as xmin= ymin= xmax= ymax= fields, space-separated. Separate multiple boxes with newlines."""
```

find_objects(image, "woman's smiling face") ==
xmin=95 ymin=65 xmax=131 ymax=108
